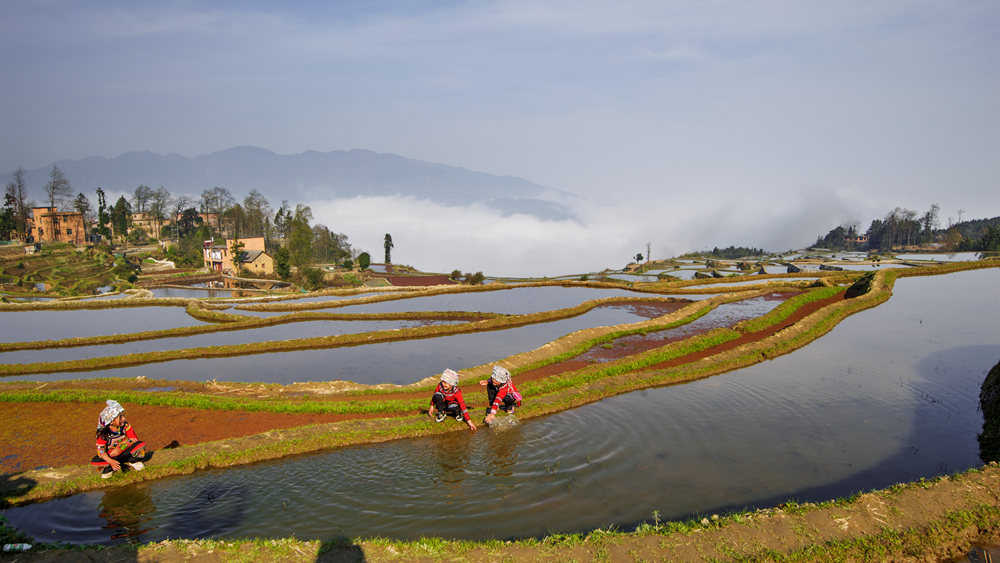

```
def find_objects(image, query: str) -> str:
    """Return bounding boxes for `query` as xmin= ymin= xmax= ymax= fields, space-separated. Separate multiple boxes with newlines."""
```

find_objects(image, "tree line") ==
xmin=814 ymin=204 xmax=1000 ymax=253
xmin=2 ymin=165 xmax=357 ymax=272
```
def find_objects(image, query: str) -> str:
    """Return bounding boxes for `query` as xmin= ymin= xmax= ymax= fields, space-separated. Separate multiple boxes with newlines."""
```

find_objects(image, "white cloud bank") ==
xmin=308 ymin=188 xmax=881 ymax=278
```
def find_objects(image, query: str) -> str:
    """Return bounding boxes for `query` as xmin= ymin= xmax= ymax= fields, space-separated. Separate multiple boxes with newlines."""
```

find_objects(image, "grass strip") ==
xmin=522 ymin=327 xmax=741 ymax=397
xmin=734 ymin=285 xmax=844 ymax=333
xmin=0 ymin=389 xmax=424 ymax=415
xmin=0 ymin=309 xmax=506 ymax=352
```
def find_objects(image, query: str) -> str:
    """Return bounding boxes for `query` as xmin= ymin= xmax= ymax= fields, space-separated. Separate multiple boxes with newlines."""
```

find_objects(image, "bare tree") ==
xmin=132 ymin=184 xmax=153 ymax=213
xmin=199 ymin=186 xmax=235 ymax=235
xmin=44 ymin=165 xmax=72 ymax=210
xmin=243 ymin=189 xmax=271 ymax=238
xmin=148 ymin=186 xmax=173 ymax=239
xmin=4 ymin=167 xmax=29 ymax=239
xmin=645 ymin=241 xmax=651 ymax=264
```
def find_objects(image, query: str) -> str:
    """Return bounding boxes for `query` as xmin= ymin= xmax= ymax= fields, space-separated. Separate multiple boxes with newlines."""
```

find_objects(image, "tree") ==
xmin=4 ymin=167 xmax=29 ymax=240
xmin=111 ymin=196 xmax=132 ymax=244
xmin=148 ymin=186 xmax=172 ymax=239
xmin=229 ymin=239 xmax=247 ymax=275
xmin=645 ymin=242 xmax=651 ymax=263
xmin=921 ymin=204 xmax=940 ymax=244
xmin=72 ymin=193 xmax=92 ymax=240
xmin=44 ymin=165 xmax=72 ymax=210
xmin=95 ymin=188 xmax=112 ymax=241
xmin=273 ymin=247 xmax=291 ymax=280
xmin=287 ymin=204 xmax=314 ymax=268
xmin=224 ymin=203 xmax=247 ymax=238
xmin=384 ymin=233 xmax=394 ymax=264
xmin=176 ymin=208 xmax=203 ymax=238
xmin=274 ymin=201 xmax=292 ymax=240
xmin=358 ymin=251 xmax=371 ymax=270
xmin=132 ymin=185 xmax=153 ymax=213
xmin=73 ymin=192 xmax=92 ymax=218
xmin=199 ymin=186 xmax=235 ymax=235
xmin=634 ymin=253 xmax=643 ymax=263
xmin=243 ymin=189 xmax=271 ymax=239
xmin=981 ymin=224 xmax=1000 ymax=252
xmin=0 ymin=193 xmax=16 ymax=240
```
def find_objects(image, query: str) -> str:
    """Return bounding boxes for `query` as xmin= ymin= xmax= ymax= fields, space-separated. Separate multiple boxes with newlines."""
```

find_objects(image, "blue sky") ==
xmin=2 ymin=1 xmax=998 ymax=274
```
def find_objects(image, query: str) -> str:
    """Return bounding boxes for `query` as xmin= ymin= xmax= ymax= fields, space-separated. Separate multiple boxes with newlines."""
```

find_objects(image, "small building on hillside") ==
xmin=239 ymin=249 xmax=275 ymax=277
xmin=130 ymin=212 xmax=160 ymax=238
xmin=203 ymin=236 xmax=273 ymax=276
xmin=29 ymin=207 xmax=86 ymax=245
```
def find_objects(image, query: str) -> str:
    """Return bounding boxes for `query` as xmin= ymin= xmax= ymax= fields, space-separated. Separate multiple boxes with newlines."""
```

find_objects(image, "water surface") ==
xmin=4 ymin=268 xmax=997 ymax=544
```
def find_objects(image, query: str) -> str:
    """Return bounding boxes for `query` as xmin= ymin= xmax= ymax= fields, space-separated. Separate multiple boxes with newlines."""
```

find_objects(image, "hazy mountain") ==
xmin=2 ymin=146 xmax=576 ymax=221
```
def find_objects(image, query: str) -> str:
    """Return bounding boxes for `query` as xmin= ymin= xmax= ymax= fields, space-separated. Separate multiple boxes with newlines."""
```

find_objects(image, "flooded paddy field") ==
xmin=3 ymin=268 xmax=997 ymax=544
xmin=0 ymin=298 xmax=695 ymax=384
xmin=279 ymin=285 xmax=665 ymax=314
xmin=0 ymin=306 xmax=210 ymax=342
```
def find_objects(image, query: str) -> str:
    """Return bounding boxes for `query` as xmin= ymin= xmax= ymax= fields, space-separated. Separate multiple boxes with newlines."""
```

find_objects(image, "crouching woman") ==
xmin=428 ymin=369 xmax=477 ymax=431
xmin=90 ymin=399 xmax=148 ymax=478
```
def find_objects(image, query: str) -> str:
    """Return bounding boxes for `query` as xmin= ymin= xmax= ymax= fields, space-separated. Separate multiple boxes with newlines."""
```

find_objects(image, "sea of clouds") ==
xmin=308 ymin=188 xmax=874 ymax=278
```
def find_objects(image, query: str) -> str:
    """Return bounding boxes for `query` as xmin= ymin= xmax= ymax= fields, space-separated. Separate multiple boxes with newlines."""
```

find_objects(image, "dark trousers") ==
xmin=432 ymin=393 xmax=461 ymax=416
xmin=486 ymin=381 xmax=516 ymax=412
xmin=90 ymin=440 xmax=147 ymax=467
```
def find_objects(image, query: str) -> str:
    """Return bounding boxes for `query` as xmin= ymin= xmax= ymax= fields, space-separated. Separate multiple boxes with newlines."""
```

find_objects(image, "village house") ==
xmin=129 ymin=212 xmax=160 ymax=237
xmin=843 ymin=234 xmax=869 ymax=247
xmin=29 ymin=207 xmax=86 ymax=246
xmin=203 ymin=236 xmax=273 ymax=276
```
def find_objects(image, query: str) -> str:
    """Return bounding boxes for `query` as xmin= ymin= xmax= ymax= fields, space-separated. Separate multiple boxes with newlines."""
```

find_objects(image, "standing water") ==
xmin=3 ymin=268 xmax=999 ymax=543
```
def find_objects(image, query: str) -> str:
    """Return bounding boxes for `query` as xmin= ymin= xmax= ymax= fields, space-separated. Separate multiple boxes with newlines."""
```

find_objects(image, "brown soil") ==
xmin=378 ymin=273 xmax=456 ymax=286
xmin=0 ymin=402 xmax=357 ymax=474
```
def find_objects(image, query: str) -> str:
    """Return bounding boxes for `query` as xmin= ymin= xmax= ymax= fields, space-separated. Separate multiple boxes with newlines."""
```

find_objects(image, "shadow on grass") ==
xmin=317 ymin=536 xmax=367 ymax=562
xmin=0 ymin=472 xmax=37 ymax=509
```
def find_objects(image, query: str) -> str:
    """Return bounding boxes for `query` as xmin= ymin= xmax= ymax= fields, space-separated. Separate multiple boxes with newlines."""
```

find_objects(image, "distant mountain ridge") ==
xmin=1 ymin=146 xmax=576 ymax=221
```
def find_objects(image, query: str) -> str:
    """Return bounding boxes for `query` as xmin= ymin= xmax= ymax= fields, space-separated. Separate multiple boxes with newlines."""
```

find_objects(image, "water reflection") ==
xmin=0 ymin=307 xmax=206 ymax=343
xmin=5 ymin=301 xmax=690 ymax=384
xmin=166 ymin=482 xmax=250 ymax=539
xmin=2 ymin=268 xmax=998 ymax=544
xmin=99 ymin=485 xmax=156 ymax=542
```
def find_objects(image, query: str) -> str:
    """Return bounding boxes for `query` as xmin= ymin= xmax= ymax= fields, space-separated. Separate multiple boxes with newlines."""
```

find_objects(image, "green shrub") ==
xmin=845 ymin=271 xmax=876 ymax=298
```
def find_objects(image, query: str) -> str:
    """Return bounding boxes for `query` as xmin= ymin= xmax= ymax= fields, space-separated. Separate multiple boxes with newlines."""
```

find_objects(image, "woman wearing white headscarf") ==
xmin=428 ymin=369 xmax=477 ymax=431
xmin=479 ymin=365 xmax=522 ymax=425
xmin=90 ymin=400 xmax=148 ymax=478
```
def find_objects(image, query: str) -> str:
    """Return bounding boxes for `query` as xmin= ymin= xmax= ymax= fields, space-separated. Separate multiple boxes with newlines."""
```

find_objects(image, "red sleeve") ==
xmin=125 ymin=424 xmax=139 ymax=440
xmin=455 ymin=389 xmax=470 ymax=421
xmin=490 ymin=385 xmax=510 ymax=413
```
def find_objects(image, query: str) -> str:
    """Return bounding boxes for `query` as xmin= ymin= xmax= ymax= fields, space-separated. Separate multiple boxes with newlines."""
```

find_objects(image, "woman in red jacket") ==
xmin=90 ymin=399 xmax=147 ymax=478
xmin=428 ymin=369 xmax=477 ymax=431
xmin=480 ymin=365 xmax=522 ymax=425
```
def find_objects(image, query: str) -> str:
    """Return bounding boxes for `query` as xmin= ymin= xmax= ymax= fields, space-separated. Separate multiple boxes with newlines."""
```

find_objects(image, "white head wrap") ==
xmin=98 ymin=399 xmax=124 ymax=429
xmin=491 ymin=365 xmax=511 ymax=384
xmin=440 ymin=369 xmax=460 ymax=387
